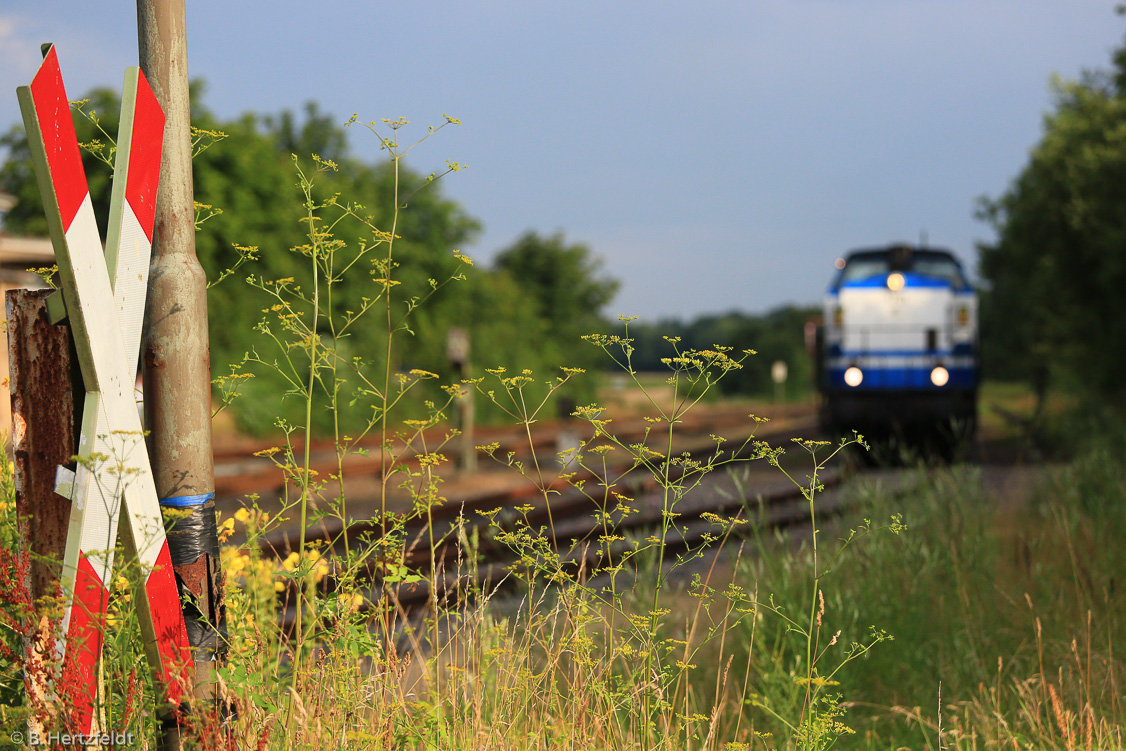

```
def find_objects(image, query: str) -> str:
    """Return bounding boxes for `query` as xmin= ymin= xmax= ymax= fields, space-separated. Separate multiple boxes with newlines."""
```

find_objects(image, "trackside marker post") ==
xmin=17 ymin=44 xmax=192 ymax=732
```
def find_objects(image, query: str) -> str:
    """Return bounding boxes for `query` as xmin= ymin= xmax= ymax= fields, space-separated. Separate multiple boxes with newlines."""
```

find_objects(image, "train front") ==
xmin=820 ymin=244 xmax=978 ymax=440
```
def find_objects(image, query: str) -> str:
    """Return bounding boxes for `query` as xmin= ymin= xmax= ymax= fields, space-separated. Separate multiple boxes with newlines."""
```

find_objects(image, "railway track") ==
xmin=211 ymin=402 xmax=797 ymax=503
xmin=359 ymin=463 xmax=852 ymax=615
xmin=246 ymin=406 xmax=824 ymax=558
xmin=214 ymin=398 xmax=1032 ymax=630
xmin=211 ymin=403 xmax=869 ymax=622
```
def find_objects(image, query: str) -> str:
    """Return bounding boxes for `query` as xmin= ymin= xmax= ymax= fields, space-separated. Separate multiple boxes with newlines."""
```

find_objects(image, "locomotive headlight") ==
xmin=844 ymin=366 xmax=864 ymax=387
xmin=930 ymin=366 xmax=950 ymax=387
xmin=887 ymin=272 xmax=905 ymax=291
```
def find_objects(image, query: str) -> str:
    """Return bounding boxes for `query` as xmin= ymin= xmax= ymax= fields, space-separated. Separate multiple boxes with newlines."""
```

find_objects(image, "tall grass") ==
xmin=727 ymin=412 xmax=1125 ymax=750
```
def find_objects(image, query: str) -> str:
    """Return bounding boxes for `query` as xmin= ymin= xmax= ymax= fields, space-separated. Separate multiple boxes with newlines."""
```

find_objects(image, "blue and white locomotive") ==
xmin=819 ymin=244 xmax=978 ymax=442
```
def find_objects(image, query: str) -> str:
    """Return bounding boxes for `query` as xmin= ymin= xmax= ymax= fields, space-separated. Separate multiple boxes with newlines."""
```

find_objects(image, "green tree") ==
xmin=491 ymin=231 xmax=619 ymax=408
xmin=494 ymin=231 xmax=618 ymax=335
xmin=977 ymin=38 xmax=1126 ymax=401
xmin=494 ymin=230 xmax=617 ymax=344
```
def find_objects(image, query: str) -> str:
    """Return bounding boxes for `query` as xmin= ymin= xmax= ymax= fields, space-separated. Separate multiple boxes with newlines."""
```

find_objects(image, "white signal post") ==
xmin=17 ymin=45 xmax=192 ymax=733
xmin=771 ymin=360 xmax=788 ymax=406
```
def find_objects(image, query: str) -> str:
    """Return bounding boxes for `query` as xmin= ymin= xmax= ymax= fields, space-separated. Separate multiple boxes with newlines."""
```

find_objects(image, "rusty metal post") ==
xmin=6 ymin=289 xmax=80 ymax=606
xmin=136 ymin=0 xmax=227 ymax=718
xmin=6 ymin=289 xmax=83 ymax=731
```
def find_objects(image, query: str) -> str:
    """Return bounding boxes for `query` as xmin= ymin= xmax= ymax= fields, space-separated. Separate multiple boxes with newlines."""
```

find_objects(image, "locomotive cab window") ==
xmin=911 ymin=256 xmax=970 ymax=289
xmin=831 ymin=248 xmax=970 ymax=291
xmin=835 ymin=257 xmax=890 ymax=286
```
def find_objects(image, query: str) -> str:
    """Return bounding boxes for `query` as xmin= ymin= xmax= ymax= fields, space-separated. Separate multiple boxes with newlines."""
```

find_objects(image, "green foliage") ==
xmin=722 ymin=436 xmax=903 ymax=750
xmin=494 ymin=231 xmax=618 ymax=357
xmin=976 ymin=36 xmax=1126 ymax=401
xmin=4 ymin=390 xmax=1125 ymax=748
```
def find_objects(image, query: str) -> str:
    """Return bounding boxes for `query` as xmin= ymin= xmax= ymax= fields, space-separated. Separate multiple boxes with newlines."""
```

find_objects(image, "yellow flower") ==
xmin=226 ymin=553 xmax=250 ymax=575
xmin=234 ymin=508 xmax=251 ymax=523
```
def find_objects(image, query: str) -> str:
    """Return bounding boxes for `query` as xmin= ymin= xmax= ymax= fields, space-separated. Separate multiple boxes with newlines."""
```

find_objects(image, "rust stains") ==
xmin=6 ymin=288 xmax=83 ymax=606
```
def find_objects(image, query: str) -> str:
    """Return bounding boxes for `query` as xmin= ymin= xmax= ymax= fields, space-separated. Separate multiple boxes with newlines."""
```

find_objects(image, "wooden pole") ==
xmin=136 ymin=0 xmax=227 ymax=722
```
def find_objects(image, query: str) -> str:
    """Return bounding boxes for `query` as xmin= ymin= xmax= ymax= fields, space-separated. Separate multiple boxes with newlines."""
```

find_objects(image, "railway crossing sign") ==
xmin=17 ymin=45 xmax=192 ymax=731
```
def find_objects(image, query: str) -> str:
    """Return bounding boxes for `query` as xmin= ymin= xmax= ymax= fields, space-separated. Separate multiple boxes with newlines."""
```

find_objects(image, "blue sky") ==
xmin=2 ymin=1 xmax=1123 ymax=320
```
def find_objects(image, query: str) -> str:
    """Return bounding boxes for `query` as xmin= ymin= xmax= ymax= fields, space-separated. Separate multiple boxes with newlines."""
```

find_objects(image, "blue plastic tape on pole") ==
xmin=159 ymin=492 xmax=215 ymax=508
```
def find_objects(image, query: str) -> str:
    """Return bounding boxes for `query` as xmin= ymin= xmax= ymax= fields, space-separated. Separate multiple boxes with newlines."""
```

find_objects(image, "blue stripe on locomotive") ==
xmin=825 ymin=272 xmax=971 ymax=296
xmin=846 ymin=272 xmax=950 ymax=289
xmin=825 ymin=365 xmax=976 ymax=390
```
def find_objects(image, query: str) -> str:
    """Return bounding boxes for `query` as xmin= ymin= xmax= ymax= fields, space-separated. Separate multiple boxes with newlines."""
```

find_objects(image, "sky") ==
xmin=1 ymin=1 xmax=1123 ymax=321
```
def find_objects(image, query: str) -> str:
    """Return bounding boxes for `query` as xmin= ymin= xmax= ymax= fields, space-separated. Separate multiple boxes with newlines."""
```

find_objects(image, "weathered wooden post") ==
xmin=136 ymin=0 xmax=228 ymax=710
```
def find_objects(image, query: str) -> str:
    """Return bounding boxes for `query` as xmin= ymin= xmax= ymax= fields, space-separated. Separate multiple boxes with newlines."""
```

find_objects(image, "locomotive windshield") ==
xmin=831 ymin=248 xmax=970 ymax=291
